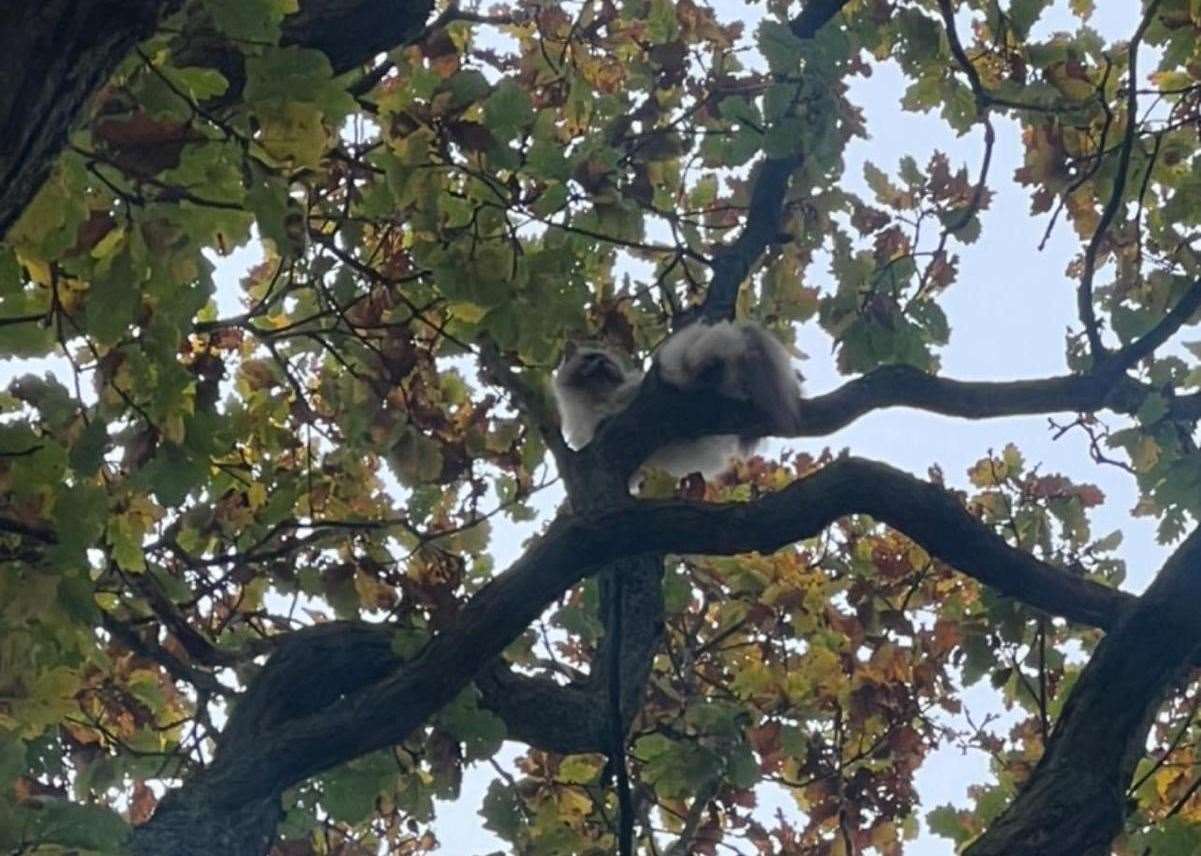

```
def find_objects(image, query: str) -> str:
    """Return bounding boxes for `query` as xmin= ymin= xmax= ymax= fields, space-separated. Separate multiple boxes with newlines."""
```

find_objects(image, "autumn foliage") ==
xmin=1 ymin=0 xmax=1200 ymax=854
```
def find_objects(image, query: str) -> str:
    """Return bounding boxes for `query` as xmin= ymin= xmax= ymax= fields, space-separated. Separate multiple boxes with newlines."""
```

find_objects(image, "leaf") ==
xmin=245 ymin=47 xmax=356 ymax=117
xmin=321 ymin=762 xmax=386 ymax=826
xmin=162 ymin=66 xmax=230 ymax=100
xmin=139 ymin=443 xmax=208 ymax=507
xmin=256 ymin=103 xmax=328 ymax=168
xmin=558 ymin=755 xmax=604 ymax=784
xmin=85 ymin=247 xmax=144 ymax=346
xmin=481 ymin=779 xmax=525 ymax=840
xmin=484 ymin=79 xmax=535 ymax=140
xmin=23 ymin=802 xmax=131 ymax=854
xmin=763 ymin=117 xmax=805 ymax=158
xmin=0 ymin=737 xmax=26 ymax=785
xmin=758 ymin=20 xmax=804 ymax=73
xmin=389 ymin=427 xmax=444 ymax=485
xmin=926 ymin=804 xmax=973 ymax=844
xmin=1007 ymin=0 xmax=1052 ymax=38
xmin=438 ymin=689 xmax=506 ymax=760
xmin=68 ymin=419 xmax=108 ymax=477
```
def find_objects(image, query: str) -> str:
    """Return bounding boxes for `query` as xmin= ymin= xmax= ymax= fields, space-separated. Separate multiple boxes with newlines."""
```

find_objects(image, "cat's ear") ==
xmin=562 ymin=340 xmax=579 ymax=362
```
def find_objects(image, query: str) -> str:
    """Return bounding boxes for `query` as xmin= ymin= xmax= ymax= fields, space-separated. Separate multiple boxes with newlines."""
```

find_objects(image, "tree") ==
xmin=0 ymin=0 xmax=1199 ymax=853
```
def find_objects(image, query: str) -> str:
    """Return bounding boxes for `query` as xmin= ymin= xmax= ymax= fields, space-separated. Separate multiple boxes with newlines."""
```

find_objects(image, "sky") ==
xmin=0 ymin=1 xmax=1172 ymax=853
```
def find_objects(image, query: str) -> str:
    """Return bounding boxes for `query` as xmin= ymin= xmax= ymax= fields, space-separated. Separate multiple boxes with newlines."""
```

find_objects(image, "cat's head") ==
xmin=556 ymin=343 xmax=630 ymax=394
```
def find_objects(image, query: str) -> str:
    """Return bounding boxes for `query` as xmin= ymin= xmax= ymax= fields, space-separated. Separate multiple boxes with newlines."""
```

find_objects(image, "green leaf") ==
xmin=763 ymin=117 xmax=805 ymax=158
xmin=53 ymin=481 xmax=108 ymax=556
xmin=162 ymin=66 xmax=230 ymax=100
xmin=139 ymin=443 xmax=208 ymax=507
xmin=85 ymin=248 xmax=143 ymax=346
xmin=321 ymin=763 xmax=385 ymax=826
xmin=69 ymin=419 xmax=108 ymax=476
xmin=202 ymin=0 xmax=298 ymax=43
xmin=484 ymin=80 xmax=535 ymax=140
xmin=438 ymin=689 xmax=506 ymax=761
xmin=0 ymin=736 xmax=26 ymax=785
xmin=758 ymin=20 xmax=804 ymax=73
xmin=24 ymin=801 xmax=131 ymax=854
xmin=388 ymin=427 xmax=444 ymax=485
xmin=481 ymin=779 xmax=525 ymax=840
xmin=926 ymin=804 xmax=973 ymax=844
xmin=1008 ymin=0 xmax=1052 ymax=38
xmin=245 ymin=47 xmax=355 ymax=117
xmin=0 ymin=246 xmax=20 ymax=296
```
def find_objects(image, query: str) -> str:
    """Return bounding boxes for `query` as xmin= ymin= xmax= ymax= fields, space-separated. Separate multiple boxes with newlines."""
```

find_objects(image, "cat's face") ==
xmin=559 ymin=347 xmax=629 ymax=394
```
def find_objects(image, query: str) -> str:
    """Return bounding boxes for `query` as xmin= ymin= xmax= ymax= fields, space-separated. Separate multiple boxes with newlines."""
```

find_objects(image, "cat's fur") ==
xmin=552 ymin=321 xmax=802 ymax=478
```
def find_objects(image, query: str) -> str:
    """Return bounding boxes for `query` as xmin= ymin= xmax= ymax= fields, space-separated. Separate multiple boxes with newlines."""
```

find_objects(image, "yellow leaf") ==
xmin=555 ymin=787 xmax=593 ymax=820
xmin=247 ymin=482 xmax=268 ymax=510
xmin=258 ymin=103 xmax=327 ymax=168
xmin=90 ymin=225 xmax=126 ymax=260
xmin=239 ymin=577 xmax=268 ymax=613
xmin=1131 ymin=436 xmax=1160 ymax=471
xmin=558 ymin=754 xmax=605 ymax=784
xmin=16 ymin=252 xmax=51 ymax=285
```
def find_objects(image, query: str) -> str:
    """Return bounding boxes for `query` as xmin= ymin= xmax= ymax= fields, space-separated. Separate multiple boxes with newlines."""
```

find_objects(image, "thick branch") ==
xmin=1 ymin=0 xmax=439 ymax=240
xmin=280 ymin=0 xmax=435 ymax=75
xmin=149 ymin=456 xmax=1132 ymax=815
xmin=1109 ymin=279 xmax=1201 ymax=372
xmin=0 ymin=0 xmax=178 ymax=237
xmin=480 ymin=556 xmax=664 ymax=754
xmin=790 ymin=0 xmax=852 ymax=39
xmin=590 ymin=361 xmax=1197 ymax=484
xmin=968 ymin=526 xmax=1201 ymax=856
xmin=701 ymin=156 xmax=801 ymax=322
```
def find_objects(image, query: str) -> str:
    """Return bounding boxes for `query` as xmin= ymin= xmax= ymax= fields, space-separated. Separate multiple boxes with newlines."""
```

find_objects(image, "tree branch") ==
xmin=1108 ymin=279 xmax=1201 ymax=372
xmin=966 ymin=524 xmax=1201 ymax=856
xmin=587 ymin=357 xmax=1201 ymax=487
xmin=698 ymin=0 xmax=852 ymax=321
xmin=99 ymin=611 xmax=230 ymax=697
xmin=701 ymin=156 xmax=801 ymax=322
xmin=1075 ymin=0 xmax=1162 ymax=359
xmin=1 ymin=0 xmax=441 ymax=240
xmin=279 ymin=0 xmax=436 ymax=75
xmin=144 ymin=456 xmax=1133 ymax=816
xmin=0 ymin=0 xmax=179 ymax=237
xmin=790 ymin=0 xmax=852 ymax=39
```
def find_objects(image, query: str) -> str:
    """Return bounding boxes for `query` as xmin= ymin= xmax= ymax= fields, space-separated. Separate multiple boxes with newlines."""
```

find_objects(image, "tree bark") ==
xmin=126 ymin=454 xmax=1144 ymax=853
xmin=966 ymin=529 xmax=1201 ymax=855
xmin=0 ymin=0 xmax=436 ymax=240
xmin=0 ymin=0 xmax=178 ymax=237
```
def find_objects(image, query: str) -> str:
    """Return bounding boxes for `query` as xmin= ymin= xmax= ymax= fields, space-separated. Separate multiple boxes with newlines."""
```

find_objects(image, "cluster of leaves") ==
xmin=0 ymin=0 xmax=1200 ymax=853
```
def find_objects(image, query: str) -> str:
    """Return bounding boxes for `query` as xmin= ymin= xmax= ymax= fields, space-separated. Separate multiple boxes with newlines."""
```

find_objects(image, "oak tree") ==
xmin=1 ymin=0 xmax=1200 ymax=854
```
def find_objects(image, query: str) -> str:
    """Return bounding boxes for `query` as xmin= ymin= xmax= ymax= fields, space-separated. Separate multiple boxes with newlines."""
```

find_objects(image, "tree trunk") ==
xmin=0 ymin=0 xmax=177 ymax=236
